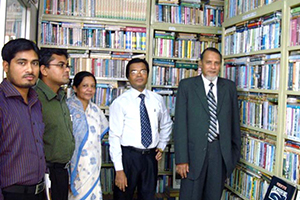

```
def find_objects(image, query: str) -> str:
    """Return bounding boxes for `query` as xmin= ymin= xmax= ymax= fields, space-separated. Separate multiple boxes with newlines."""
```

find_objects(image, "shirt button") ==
xmin=40 ymin=157 xmax=43 ymax=159
xmin=203 ymin=148 xmax=206 ymax=151
xmin=33 ymin=122 xmax=35 ymax=125
xmin=36 ymin=139 xmax=39 ymax=143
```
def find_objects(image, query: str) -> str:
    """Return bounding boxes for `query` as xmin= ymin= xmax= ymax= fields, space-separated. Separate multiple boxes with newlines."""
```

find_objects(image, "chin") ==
xmin=206 ymin=76 xmax=217 ymax=81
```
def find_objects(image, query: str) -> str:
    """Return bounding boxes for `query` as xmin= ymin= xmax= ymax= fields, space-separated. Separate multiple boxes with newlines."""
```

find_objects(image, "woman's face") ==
xmin=74 ymin=76 xmax=96 ymax=103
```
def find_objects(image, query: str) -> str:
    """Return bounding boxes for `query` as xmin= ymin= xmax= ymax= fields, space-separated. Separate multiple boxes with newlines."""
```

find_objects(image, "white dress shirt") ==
xmin=109 ymin=88 xmax=173 ymax=171
xmin=202 ymin=74 xmax=219 ymax=133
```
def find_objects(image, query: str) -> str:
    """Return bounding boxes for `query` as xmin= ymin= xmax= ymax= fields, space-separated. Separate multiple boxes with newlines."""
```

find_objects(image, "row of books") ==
xmin=158 ymin=144 xmax=175 ymax=172
xmin=241 ymin=129 xmax=276 ymax=172
xmin=68 ymin=52 xmax=145 ymax=78
xmin=154 ymin=31 xmax=221 ymax=58
xmin=43 ymin=0 xmax=147 ymax=21
xmin=226 ymin=163 xmax=270 ymax=200
xmin=91 ymin=83 xmax=128 ymax=107
xmin=290 ymin=6 xmax=300 ymax=47
xmin=155 ymin=4 xmax=224 ymax=27
xmin=283 ymin=149 xmax=300 ymax=184
xmin=156 ymin=175 xmax=173 ymax=193
xmin=238 ymin=93 xmax=278 ymax=132
xmin=100 ymin=167 xmax=114 ymax=193
xmin=286 ymin=104 xmax=300 ymax=140
xmin=221 ymin=189 xmax=242 ymax=200
xmin=287 ymin=53 xmax=300 ymax=91
xmin=152 ymin=63 xmax=198 ymax=86
xmin=224 ymin=54 xmax=280 ymax=90
xmin=41 ymin=22 xmax=147 ymax=50
xmin=224 ymin=12 xmax=281 ymax=55
xmin=225 ymin=0 xmax=278 ymax=19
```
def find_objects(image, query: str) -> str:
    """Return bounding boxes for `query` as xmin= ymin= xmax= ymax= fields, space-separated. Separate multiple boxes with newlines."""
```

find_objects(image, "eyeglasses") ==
xmin=130 ymin=69 xmax=148 ymax=75
xmin=47 ymin=63 xmax=71 ymax=69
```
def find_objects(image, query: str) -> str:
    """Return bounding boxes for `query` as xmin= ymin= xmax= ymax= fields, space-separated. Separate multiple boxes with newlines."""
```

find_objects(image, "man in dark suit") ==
xmin=174 ymin=47 xmax=241 ymax=200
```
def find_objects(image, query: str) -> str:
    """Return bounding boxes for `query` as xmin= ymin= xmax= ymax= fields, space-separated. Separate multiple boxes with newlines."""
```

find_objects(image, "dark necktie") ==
xmin=207 ymin=82 xmax=218 ymax=142
xmin=139 ymin=94 xmax=152 ymax=148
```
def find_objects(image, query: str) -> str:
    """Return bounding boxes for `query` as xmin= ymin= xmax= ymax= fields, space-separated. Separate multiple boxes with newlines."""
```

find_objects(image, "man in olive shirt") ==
xmin=34 ymin=48 xmax=75 ymax=200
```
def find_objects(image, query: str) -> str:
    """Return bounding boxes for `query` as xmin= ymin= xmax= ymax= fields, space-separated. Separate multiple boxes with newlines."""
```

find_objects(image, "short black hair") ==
xmin=125 ymin=58 xmax=149 ymax=79
xmin=73 ymin=71 xmax=96 ymax=88
xmin=1 ymin=38 xmax=39 ymax=64
xmin=39 ymin=48 xmax=69 ymax=78
xmin=39 ymin=48 xmax=69 ymax=66
xmin=200 ymin=47 xmax=222 ymax=61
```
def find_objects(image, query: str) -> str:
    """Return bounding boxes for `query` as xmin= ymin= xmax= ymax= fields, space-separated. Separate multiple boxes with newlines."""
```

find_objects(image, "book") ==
xmin=263 ymin=176 xmax=297 ymax=200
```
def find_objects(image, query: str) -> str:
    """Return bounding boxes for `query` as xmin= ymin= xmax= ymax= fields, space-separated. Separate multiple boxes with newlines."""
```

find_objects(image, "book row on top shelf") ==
xmin=43 ymin=0 xmax=148 ymax=21
xmin=154 ymin=0 xmax=224 ymax=27
xmin=225 ymin=0 xmax=278 ymax=19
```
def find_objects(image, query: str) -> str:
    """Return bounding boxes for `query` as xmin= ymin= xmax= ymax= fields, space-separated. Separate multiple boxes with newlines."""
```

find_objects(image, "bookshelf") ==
xmin=37 ymin=0 xmax=152 ymax=197
xmin=148 ymin=0 xmax=224 ymax=198
xmin=221 ymin=0 xmax=300 ymax=199
xmin=149 ymin=0 xmax=223 ymax=120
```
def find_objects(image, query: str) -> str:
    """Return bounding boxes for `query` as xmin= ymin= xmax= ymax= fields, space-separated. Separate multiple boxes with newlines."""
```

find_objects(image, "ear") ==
xmin=73 ymin=86 xmax=77 ymax=93
xmin=3 ymin=61 xmax=9 ymax=73
xmin=40 ymin=65 xmax=48 ymax=77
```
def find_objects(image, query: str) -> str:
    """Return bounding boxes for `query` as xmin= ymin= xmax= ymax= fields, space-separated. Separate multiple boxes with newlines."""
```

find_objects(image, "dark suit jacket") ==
xmin=174 ymin=75 xmax=241 ymax=180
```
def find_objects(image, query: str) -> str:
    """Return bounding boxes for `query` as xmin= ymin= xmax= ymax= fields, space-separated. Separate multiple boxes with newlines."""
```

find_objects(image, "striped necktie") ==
xmin=207 ymin=82 xmax=218 ymax=142
xmin=139 ymin=94 xmax=152 ymax=148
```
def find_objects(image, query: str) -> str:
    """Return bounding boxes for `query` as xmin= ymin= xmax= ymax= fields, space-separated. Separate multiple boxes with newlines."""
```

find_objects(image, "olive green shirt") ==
xmin=34 ymin=79 xmax=75 ymax=164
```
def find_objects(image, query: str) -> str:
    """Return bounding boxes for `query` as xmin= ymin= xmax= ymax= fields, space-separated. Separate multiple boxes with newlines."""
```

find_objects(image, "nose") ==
xmin=26 ymin=63 xmax=34 ymax=73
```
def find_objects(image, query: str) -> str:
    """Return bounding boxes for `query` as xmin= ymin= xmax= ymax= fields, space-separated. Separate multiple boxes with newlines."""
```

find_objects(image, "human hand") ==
xmin=176 ymin=163 xmax=189 ymax=179
xmin=155 ymin=148 xmax=163 ymax=161
xmin=115 ymin=170 xmax=128 ymax=192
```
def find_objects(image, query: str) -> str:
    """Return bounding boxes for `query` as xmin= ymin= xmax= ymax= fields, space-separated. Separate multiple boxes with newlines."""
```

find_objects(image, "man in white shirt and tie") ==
xmin=109 ymin=58 xmax=173 ymax=200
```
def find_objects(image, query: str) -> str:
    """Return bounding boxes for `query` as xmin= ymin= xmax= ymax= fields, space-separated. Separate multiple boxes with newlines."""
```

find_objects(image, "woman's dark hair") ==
xmin=125 ymin=58 xmax=149 ymax=79
xmin=73 ymin=71 xmax=96 ymax=88
xmin=1 ymin=38 xmax=39 ymax=64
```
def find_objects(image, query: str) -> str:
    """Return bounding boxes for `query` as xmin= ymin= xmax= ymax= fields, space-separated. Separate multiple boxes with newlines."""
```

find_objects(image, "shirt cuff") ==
xmin=114 ymin=161 xmax=124 ymax=171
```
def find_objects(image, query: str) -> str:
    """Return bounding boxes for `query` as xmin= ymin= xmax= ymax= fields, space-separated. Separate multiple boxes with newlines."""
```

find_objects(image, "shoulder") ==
xmin=218 ymin=77 xmax=236 ymax=88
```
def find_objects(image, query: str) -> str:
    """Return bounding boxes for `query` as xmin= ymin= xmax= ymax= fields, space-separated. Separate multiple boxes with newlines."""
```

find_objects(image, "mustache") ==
xmin=23 ymin=74 xmax=36 ymax=78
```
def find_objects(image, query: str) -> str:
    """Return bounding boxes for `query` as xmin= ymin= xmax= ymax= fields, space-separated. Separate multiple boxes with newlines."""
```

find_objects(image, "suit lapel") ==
xmin=195 ymin=76 xmax=209 ymax=114
xmin=217 ymin=78 xmax=225 ymax=114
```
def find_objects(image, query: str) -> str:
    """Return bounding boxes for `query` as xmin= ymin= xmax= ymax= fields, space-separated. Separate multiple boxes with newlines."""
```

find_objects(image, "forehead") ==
xmin=13 ymin=50 xmax=38 ymax=60
xmin=129 ymin=62 xmax=147 ymax=70
xmin=202 ymin=50 xmax=221 ymax=61
xmin=50 ymin=54 xmax=67 ymax=62
xmin=81 ymin=76 xmax=95 ymax=84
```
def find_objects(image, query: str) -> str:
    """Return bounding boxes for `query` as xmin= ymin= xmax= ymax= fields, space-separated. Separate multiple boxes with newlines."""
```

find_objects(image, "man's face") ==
xmin=3 ymin=50 xmax=39 ymax=90
xmin=128 ymin=62 xmax=148 ymax=92
xmin=41 ymin=54 xmax=70 ymax=86
xmin=201 ymin=50 xmax=221 ymax=81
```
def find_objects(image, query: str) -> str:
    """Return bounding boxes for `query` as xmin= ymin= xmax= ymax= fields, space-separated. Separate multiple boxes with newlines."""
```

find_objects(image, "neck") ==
xmin=80 ymin=99 xmax=89 ymax=111
xmin=16 ymin=87 xmax=29 ymax=104
xmin=42 ymin=78 xmax=60 ymax=94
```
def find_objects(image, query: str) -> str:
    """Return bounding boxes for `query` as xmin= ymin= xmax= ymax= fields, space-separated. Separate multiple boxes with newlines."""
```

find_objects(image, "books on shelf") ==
xmin=241 ymin=128 xmax=276 ymax=172
xmin=238 ymin=93 xmax=278 ymax=132
xmin=282 ymin=147 xmax=300 ymax=185
xmin=224 ymin=54 xmax=280 ymax=90
xmin=290 ymin=5 xmax=300 ymax=47
xmin=224 ymin=11 xmax=281 ymax=55
xmin=225 ymin=0 xmax=278 ymax=19
xmin=43 ymin=0 xmax=147 ymax=21
xmin=155 ymin=2 xmax=224 ymax=27
xmin=41 ymin=22 xmax=147 ymax=51
xmin=287 ymin=52 xmax=300 ymax=91
xmin=226 ymin=163 xmax=271 ymax=200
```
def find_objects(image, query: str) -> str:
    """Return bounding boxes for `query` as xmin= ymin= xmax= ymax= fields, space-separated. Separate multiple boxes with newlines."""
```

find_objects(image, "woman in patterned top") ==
xmin=67 ymin=71 xmax=109 ymax=200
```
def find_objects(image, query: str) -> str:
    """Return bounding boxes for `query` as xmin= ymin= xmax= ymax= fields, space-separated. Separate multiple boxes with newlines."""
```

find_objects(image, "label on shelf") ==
xmin=242 ymin=12 xmax=257 ymax=20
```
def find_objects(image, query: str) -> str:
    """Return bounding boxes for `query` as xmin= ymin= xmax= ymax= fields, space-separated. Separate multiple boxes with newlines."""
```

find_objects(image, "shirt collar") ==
xmin=129 ymin=87 xmax=148 ymax=99
xmin=1 ymin=78 xmax=38 ymax=99
xmin=201 ymin=74 xmax=218 ymax=87
xmin=36 ymin=79 xmax=66 ymax=101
